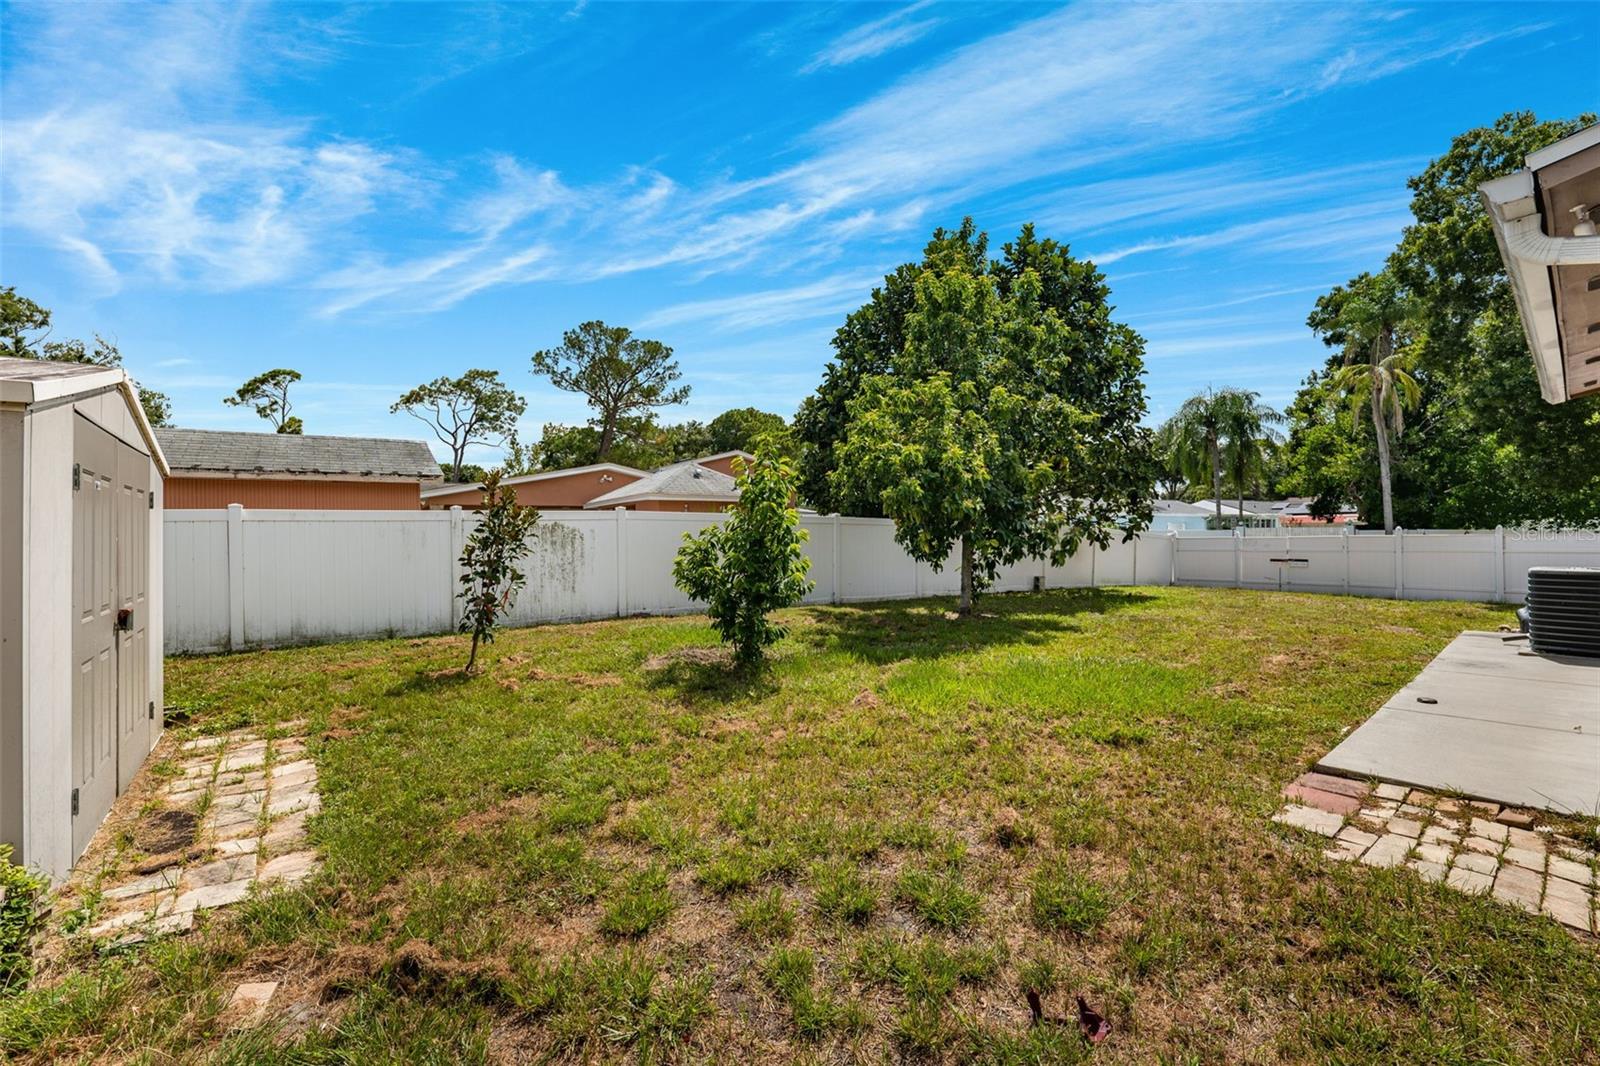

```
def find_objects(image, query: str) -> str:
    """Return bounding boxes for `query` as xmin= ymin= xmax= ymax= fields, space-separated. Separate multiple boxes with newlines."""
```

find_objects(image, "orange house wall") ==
xmin=697 ymin=455 xmax=745 ymax=477
xmin=426 ymin=469 xmax=645 ymax=510
xmin=165 ymin=476 xmax=423 ymax=510
xmin=632 ymin=500 xmax=729 ymax=512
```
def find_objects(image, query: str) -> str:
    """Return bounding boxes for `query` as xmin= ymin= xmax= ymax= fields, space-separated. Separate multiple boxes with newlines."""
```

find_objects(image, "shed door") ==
xmin=115 ymin=440 xmax=151 ymax=791
xmin=72 ymin=417 xmax=118 ymax=857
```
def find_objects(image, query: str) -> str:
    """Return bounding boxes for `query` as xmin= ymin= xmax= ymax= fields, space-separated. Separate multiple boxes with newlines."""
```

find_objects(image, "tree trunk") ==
xmin=958 ymin=538 xmax=974 ymax=615
xmin=1209 ymin=434 xmax=1223 ymax=520
xmin=465 ymin=631 xmax=481 ymax=673
xmin=597 ymin=415 xmax=615 ymax=461
xmin=1371 ymin=387 xmax=1395 ymax=534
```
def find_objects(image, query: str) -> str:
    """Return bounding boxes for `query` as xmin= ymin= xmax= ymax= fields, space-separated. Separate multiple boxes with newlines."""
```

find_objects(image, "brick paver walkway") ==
xmin=1274 ymin=772 xmax=1597 ymax=937
xmin=83 ymin=723 xmax=321 ymax=944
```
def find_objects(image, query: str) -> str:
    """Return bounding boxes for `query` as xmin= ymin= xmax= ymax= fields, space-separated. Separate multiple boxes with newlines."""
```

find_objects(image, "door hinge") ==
xmin=149 ymin=700 xmax=156 ymax=720
xmin=148 ymin=491 xmax=155 ymax=510
xmin=71 ymin=788 xmax=80 ymax=816
xmin=72 ymin=463 xmax=81 ymax=491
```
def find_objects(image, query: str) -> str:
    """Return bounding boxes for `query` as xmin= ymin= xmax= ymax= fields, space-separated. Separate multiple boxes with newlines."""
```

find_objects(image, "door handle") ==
xmin=116 ymin=608 xmax=133 ymax=631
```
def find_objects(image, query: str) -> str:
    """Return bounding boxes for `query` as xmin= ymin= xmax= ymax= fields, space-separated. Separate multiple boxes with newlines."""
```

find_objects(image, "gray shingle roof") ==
xmin=1153 ymin=499 xmax=1211 ymax=515
xmin=585 ymin=461 xmax=738 ymax=507
xmin=154 ymin=427 xmax=443 ymax=480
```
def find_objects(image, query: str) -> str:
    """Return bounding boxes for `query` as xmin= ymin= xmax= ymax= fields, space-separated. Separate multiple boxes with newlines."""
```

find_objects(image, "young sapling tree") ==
xmin=672 ymin=449 xmax=813 ymax=667
xmin=458 ymin=470 xmax=540 ymax=672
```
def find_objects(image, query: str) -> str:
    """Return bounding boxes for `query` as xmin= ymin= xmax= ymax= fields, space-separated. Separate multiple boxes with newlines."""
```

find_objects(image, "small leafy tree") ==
xmin=225 ymin=368 xmax=302 ymax=433
xmin=672 ymin=452 xmax=813 ymax=667
xmin=458 ymin=470 xmax=540 ymax=672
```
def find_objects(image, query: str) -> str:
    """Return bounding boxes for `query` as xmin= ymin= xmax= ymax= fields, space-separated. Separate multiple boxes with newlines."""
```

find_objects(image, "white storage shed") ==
xmin=0 ymin=357 xmax=168 ymax=881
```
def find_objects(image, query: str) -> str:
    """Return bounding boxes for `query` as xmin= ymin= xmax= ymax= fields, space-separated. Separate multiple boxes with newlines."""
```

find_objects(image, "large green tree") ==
xmin=531 ymin=322 xmax=690 ymax=461
xmin=1 ymin=287 xmax=173 ymax=427
xmin=797 ymin=220 xmax=1151 ymax=522
xmin=829 ymin=221 xmax=1155 ymax=614
xmin=392 ymin=370 xmax=527 ymax=481
xmin=1284 ymin=111 xmax=1600 ymax=528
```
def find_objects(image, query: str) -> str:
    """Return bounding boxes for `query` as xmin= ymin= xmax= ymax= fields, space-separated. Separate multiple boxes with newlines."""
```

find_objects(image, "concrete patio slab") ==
xmin=1317 ymin=631 xmax=1600 ymax=816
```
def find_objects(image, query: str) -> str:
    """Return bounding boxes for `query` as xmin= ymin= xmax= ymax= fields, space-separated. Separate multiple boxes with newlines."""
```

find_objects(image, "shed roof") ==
xmin=0 ymin=357 xmax=169 ymax=475
xmin=155 ymin=427 xmax=443 ymax=480
xmin=584 ymin=460 xmax=739 ymax=508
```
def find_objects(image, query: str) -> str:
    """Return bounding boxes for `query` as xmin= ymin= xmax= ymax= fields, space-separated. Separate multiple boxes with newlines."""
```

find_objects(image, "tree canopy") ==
xmin=0 ymin=286 xmax=172 ymax=427
xmin=828 ymin=220 xmax=1155 ymax=612
xmin=531 ymin=322 xmax=690 ymax=461
xmin=392 ymin=370 xmax=526 ymax=482
xmin=225 ymin=368 xmax=302 ymax=434
xmin=706 ymin=407 xmax=794 ymax=459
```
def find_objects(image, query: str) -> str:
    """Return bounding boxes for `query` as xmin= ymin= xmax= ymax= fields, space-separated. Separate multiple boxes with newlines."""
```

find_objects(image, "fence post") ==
xmin=1090 ymin=540 xmax=1098 ymax=588
xmin=449 ymin=506 xmax=464 ymax=630
xmin=1494 ymin=525 xmax=1506 ymax=603
xmin=1233 ymin=525 xmax=1243 ymax=589
xmin=1394 ymin=527 xmax=1405 ymax=600
xmin=1167 ymin=529 xmax=1177 ymax=586
xmin=226 ymin=503 xmax=245 ymax=651
xmin=831 ymin=514 xmax=842 ymax=604
xmin=615 ymin=507 xmax=628 ymax=617
xmin=1342 ymin=524 xmax=1351 ymax=596
xmin=1130 ymin=534 xmax=1138 ymax=587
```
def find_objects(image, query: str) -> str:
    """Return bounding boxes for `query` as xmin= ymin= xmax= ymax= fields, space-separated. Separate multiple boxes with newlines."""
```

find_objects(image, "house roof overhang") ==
xmin=1479 ymin=123 xmax=1600 ymax=404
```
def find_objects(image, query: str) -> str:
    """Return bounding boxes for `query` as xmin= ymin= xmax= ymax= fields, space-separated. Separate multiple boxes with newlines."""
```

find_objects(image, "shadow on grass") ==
xmin=383 ymin=667 xmax=479 ymax=698
xmin=642 ymin=651 xmax=782 ymax=706
xmin=801 ymin=587 xmax=1156 ymax=664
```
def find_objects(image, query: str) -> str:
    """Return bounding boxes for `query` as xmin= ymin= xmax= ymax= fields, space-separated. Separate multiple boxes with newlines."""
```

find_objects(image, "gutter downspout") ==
xmin=1499 ymin=214 xmax=1600 ymax=265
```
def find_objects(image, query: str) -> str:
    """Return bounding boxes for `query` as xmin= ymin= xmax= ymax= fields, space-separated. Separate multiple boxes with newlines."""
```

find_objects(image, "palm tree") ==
xmin=1151 ymin=419 xmax=1190 ymax=499
xmin=1321 ymin=272 xmax=1421 ymax=533
xmin=1165 ymin=389 xmax=1229 ymax=521
xmin=1218 ymin=390 xmax=1284 ymax=521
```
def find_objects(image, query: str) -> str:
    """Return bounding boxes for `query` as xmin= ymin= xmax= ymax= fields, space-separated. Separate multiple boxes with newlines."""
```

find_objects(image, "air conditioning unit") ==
xmin=1523 ymin=566 xmax=1600 ymax=658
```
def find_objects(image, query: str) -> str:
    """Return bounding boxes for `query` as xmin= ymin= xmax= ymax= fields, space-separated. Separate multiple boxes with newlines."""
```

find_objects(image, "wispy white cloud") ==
xmin=801 ymin=1 xmax=941 ymax=74
xmin=0 ymin=0 xmax=1545 ymax=322
xmin=1087 ymin=200 xmax=1411 ymax=265
xmin=0 ymin=3 xmax=420 ymax=293
xmin=640 ymin=272 xmax=885 ymax=332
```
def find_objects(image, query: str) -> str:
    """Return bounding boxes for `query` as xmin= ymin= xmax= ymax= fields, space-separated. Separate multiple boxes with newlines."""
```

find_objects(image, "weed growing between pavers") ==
xmin=5 ymin=587 xmax=1599 ymax=1063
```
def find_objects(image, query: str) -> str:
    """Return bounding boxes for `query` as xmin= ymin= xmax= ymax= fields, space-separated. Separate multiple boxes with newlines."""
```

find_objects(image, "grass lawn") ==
xmin=4 ymin=586 xmax=1597 ymax=1063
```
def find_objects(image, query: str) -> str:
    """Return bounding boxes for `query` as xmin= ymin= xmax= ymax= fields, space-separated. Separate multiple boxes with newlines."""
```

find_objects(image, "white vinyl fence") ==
xmin=163 ymin=505 xmax=1600 ymax=653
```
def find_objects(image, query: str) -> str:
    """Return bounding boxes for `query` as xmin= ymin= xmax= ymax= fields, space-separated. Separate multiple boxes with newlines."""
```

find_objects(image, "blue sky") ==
xmin=2 ymin=2 xmax=1594 ymax=466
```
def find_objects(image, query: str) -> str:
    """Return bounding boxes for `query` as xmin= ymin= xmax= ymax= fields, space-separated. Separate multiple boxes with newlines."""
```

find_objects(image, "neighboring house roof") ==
xmin=1152 ymin=499 xmax=1211 ymax=515
xmin=1479 ymin=123 xmax=1600 ymax=404
xmin=1281 ymin=499 xmax=1357 ymax=516
xmin=584 ymin=460 xmax=739 ymax=508
xmin=1191 ymin=499 xmax=1283 ymax=517
xmin=695 ymin=450 xmax=755 ymax=465
xmin=420 ymin=462 xmax=644 ymax=499
xmin=0 ymin=357 xmax=169 ymax=475
xmin=155 ymin=427 xmax=443 ymax=481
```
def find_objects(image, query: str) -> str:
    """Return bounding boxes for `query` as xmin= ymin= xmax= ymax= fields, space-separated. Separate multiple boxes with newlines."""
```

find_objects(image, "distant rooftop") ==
xmin=584 ymin=460 xmax=739 ymax=508
xmin=155 ymin=427 xmax=443 ymax=481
